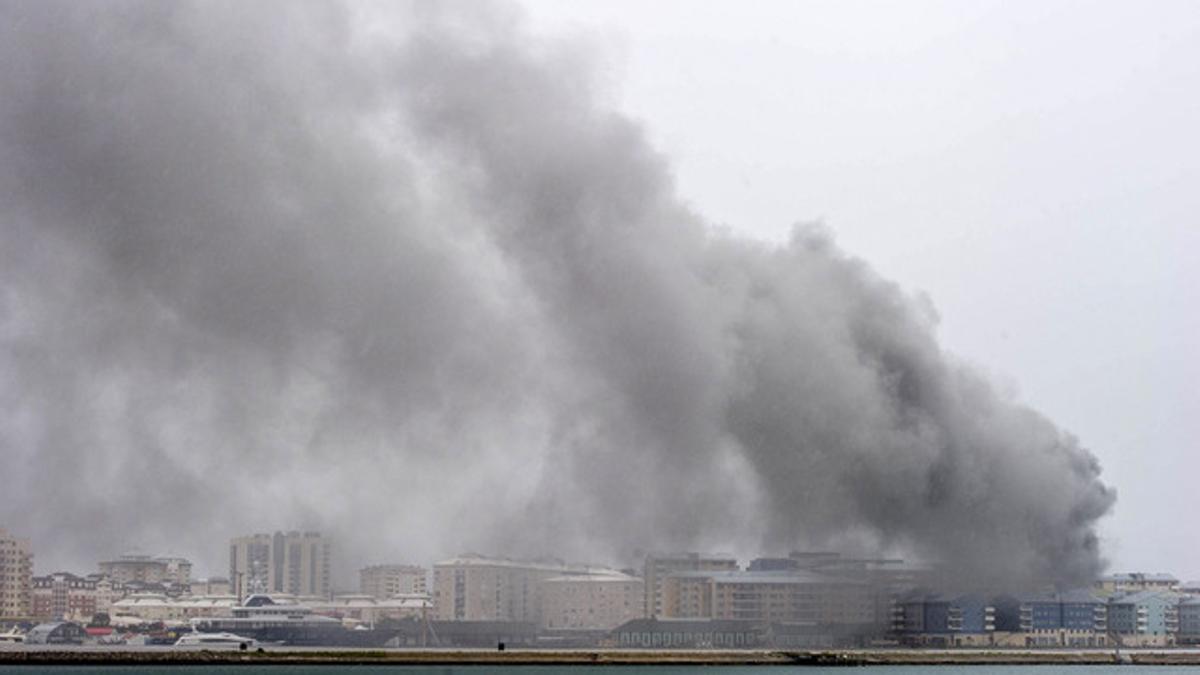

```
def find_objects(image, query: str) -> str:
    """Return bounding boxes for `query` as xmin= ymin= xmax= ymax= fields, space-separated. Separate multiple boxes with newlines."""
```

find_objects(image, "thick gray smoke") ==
xmin=0 ymin=1 xmax=1112 ymax=587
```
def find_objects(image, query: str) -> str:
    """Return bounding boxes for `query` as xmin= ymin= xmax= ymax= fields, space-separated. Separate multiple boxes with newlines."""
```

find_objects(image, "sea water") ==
xmin=2 ymin=662 xmax=1200 ymax=667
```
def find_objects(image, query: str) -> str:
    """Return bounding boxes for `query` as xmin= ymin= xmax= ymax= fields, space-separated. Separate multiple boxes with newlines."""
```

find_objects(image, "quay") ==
xmin=5 ymin=647 xmax=1200 ymax=666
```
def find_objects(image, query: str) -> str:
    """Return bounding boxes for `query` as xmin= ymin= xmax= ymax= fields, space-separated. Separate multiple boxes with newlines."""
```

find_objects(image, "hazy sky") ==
xmin=521 ymin=1 xmax=1200 ymax=578
xmin=0 ymin=1 xmax=1193 ymax=586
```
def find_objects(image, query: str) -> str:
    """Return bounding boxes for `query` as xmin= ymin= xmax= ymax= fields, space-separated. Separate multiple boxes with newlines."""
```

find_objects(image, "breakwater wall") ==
xmin=5 ymin=648 xmax=1200 ymax=666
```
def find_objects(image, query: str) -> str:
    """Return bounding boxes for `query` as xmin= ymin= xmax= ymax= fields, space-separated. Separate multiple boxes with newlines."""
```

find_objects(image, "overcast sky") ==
xmin=521 ymin=0 xmax=1200 ymax=579
xmin=1 ymin=1 xmax=1193 ymax=585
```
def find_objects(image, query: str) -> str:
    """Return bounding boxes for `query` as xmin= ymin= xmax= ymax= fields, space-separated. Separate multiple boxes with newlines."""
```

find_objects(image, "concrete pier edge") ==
xmin=3 ymin=649 xmax=1200 ymax=666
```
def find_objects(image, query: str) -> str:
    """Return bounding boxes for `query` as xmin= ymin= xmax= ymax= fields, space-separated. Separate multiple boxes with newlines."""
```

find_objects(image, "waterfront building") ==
xmin=660 ymin=568 xmax=874 ymax=629
xmin=989 ymin=590 xmax=1107 ymax=647
xmin=109 ymin=591 xmax=237 ymax=623
xmin=431 ymin=554 xmax=626 ymax=624
xmin=229 ymin=531 xmax=332 ymax=599
xmin=893 ymin=592 xmax=995 ymax=646
xmin=431 ymin=554 xmax=579 ymax=623
xmin=1177 ymin=597 xmax=1200 ymax=645
xmin=308 ymin=593 xmax=432 ymax=625
xmin=359 ymin=564 xmax=427 ymax=599
xmin=1106 ymin=590 xmax=1181 ymax=646
xmin=642 ymin=552 xmax=738 ymax=619
xmin=0 ymin=528 xmax=33 ymax=620
xmin=540 ymin=569 xmax=643 ymax=630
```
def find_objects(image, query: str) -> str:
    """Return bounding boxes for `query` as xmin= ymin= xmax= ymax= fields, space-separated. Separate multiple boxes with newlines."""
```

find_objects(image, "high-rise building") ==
xmin=360 ymin=564 xmax=427 ymax=600
xmin=642 ymin=552 xmax=737 ymax=618
xmin=0 ymin=528 xmax=33 ymax=619
xmin=229 ymin=531 xmax=331 ymax=599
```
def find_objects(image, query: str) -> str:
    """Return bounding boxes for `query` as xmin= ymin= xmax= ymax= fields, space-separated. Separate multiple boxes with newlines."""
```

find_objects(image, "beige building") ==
xmin=0 ymin=528 xmax=33 ymax=619
xmin=191 ymin=577 xmax=232 ymax=597
xmin=433 ymin=554 xmax=596 ymax=623
xmin=110 ymin=592 xmax=237 ymax=624
xmin=230 ymin=531 xmax=332 ymax=599
xmin=662 ymin=569 xmax=874 ymax=626
xmin=360 ymin=564 xmax=427 ymax=600
xmin=540 ymin=569 xmax=644 ymax=630
xmin=310 ymin=593 xmax=432 ymax=626
xmin=643 ymin=552 xmax=737 ymax=618
xmin=97 ymin=553 xmax=191 ymax=586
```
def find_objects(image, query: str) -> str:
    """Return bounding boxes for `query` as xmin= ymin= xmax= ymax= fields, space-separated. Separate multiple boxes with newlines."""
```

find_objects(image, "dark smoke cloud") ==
xmin=0 ymin=0 xmax=1112 ymax=587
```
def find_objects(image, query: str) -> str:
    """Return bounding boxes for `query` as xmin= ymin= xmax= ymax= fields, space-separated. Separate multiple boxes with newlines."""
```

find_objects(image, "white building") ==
xmin=110 ymin=592 xmax=237 ymax=624
xmin=540 ymin=569 xmax=643 ymax=630
xmin=433 ymin=554 xmax=612 ymax=624
xmin=309 ymin=593 xmax=432 ymax=626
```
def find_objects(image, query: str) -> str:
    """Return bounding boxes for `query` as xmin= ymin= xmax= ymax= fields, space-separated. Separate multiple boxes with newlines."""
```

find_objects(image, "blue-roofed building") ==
xmin=991 ymin=591 xmax=1107 ymax=647
xmin=1178 ymin=598 xmax=1200 ymax=645
xmin=893 ymin=592 xmax=994 ymax=646
xmin=1107 ymin=590 xmax=1181 ymax=646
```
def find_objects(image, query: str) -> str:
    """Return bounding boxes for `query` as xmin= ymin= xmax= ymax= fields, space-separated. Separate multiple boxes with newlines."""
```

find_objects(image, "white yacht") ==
xmin=0 ymin=626 xmax=24 ymax=643
xmin=174 ymin=631 xmax=257 ymax=648
xmin=191 ymin=594 xmax=387 ymax=646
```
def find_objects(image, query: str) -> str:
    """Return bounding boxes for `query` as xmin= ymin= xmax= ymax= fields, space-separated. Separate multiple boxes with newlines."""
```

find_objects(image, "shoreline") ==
xmin=4 ymin=648 xmax=1200 ymax=666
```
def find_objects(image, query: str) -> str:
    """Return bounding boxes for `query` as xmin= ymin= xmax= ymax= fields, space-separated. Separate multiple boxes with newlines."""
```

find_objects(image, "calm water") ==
xmin=2 ymin=662 xmax=1200 ymax=667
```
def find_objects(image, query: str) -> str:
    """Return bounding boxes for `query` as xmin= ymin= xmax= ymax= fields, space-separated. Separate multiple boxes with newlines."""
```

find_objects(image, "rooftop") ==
xmin=666 ymin=569 xmax=855 ymax=585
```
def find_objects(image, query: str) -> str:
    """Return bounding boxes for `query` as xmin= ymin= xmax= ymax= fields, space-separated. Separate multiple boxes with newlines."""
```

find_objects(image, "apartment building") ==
xmin=661 ymin=569 xmax=874 ymax=627
xmin=540 ymin=569 xmax=643 ymax=630
xmin=230 ymin=531 xmax=332 ymax=599
xmin=360 ymin=564 xmax=427 ymax=600
xmin=0 ymin=528 xmax=33 ymax=619
xmin=643 ymin=552 xmax=737 ymax=619
xmin=432 ymin=554 xmax=587 ymax=623
xmin=894 ymin=592 xmax=996 ymax=646
xmin=1178 ymin=597 xmax=1200 ymax=645
xmin=32 ymin=572 xmax=97 ymax=622
xmin=1106 ymin=590 xmax=1182 ymax=646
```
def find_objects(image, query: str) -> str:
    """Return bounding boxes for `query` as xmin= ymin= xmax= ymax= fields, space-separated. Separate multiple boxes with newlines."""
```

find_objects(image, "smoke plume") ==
xmin=0 ymin=1 xmax=1112 ymax=587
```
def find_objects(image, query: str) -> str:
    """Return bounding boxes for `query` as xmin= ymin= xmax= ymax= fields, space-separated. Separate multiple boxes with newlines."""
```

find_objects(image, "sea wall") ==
xmin=4 ymin=649 xmax=1200 ymax=666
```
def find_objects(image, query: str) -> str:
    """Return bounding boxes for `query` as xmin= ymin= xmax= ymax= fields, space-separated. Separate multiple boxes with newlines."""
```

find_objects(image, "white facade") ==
xmin=540 ymin=570 xmax=644 ymax=630
xmin=110 ymin=592 xmax=237 ymax=623
xmin=433 ymin=555 xmax=613 ymax=623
